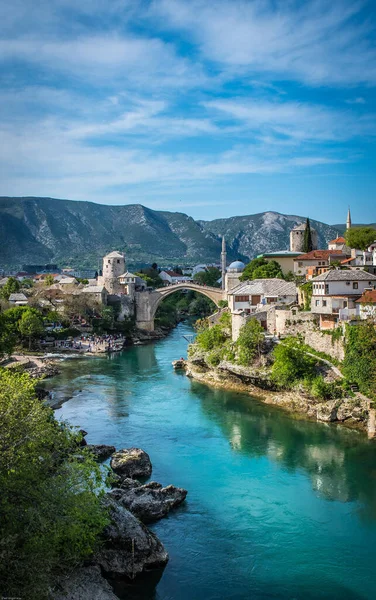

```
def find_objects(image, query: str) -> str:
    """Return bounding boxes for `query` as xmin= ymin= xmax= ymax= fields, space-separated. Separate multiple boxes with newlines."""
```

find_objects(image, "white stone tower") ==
xmin=346 ymin=207 xmax=352 ymax=230
xmin=290 ymin=222 xmax=318 ymax=252
xmin=99 ymin=251 xmax=126 ymax=294
xmin=221 ymin=236 xmax=227 ymax=291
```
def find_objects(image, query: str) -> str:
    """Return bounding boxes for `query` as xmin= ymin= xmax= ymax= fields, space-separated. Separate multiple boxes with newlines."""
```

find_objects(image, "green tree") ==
xmin=240 ymin=258 xmax=283 ymax=281
xmin=0 ymin=277 xmax=20 ymax=300
xmin=135 ymin=268 xmax=164 ymax=288
xmin=345 ymin=227 xmax=376 ymax=251
xmin=196 ymin=323 xmax=227 ymax=351
xmin=343 ymin=322 xmax=376 ymax=398
xmin=193 ymin=267 xmax=221 ymax=287
xmin=271 ymin=338 xmax=317 ymax=388
xmin=0 ymin=313 xmax=15 ymax=358
xmin=18 ymin=309 xmax=44 ymax=349
xmin=44 ymin=274 xmax=55 ymax=286
xmin=303 ymin=217 xmax=313 ymax=253
xmin=236 ymin=318 xmax=264 ymax=365
xmin=0 ymin=371 xmax=108 ymax=599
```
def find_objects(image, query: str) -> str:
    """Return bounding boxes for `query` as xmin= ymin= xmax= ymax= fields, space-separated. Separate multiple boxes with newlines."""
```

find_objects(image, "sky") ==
xmin=0 ymin=0 xmax=375 ymax=224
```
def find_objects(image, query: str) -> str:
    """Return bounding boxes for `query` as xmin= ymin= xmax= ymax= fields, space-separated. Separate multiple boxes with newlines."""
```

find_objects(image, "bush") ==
xmin=271 ymin=338 xmax=317 ymax=388
xmin=0 ymin=371 xmax=109 ymax=599
xmin=196 ymin=324 xmax=226 ymax=351
xmin=343 ymin=322 xmax=376 ymax=398
xmin=236 ymin=318 xmax=264 ymax=366
xmin=309 ymin=376 xmax=345 ymax=400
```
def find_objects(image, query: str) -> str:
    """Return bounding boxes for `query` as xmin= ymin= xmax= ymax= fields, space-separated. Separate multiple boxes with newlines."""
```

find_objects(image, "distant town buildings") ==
xmin=311 ymin=270 xmax=376 ymax=329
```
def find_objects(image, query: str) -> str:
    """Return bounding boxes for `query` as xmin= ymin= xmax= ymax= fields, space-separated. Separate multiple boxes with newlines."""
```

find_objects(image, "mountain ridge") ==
xmin=0 ymin=196 xmax=352 ymax=269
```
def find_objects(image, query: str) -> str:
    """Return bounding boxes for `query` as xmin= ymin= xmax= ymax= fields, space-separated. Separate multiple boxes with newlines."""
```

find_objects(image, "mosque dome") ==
xmin=228 ymin=260 xmax=245 ymax=272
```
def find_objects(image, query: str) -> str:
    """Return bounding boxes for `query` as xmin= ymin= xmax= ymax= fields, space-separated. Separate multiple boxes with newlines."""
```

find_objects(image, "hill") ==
xmin=0 ymin=197 xmax=346 ymax=269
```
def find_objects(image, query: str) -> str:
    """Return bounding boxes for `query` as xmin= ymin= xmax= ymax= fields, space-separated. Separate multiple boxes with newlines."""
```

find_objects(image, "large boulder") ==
xmin=51 ymin=565 xmax=118 ymax=600
xmin=110 ymin=448 xmax=152 ymax=479
xmin=94 ymin=499 xmax=168 ymax=578
xmin=87 ymin=444 xmax=116 ymax=462
xmin=109 ymin=479 xmax=187 ymax=523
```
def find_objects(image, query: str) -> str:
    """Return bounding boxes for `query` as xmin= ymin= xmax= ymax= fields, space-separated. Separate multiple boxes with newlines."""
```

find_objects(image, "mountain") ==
xmin=0 ymin=197 xmax=345 ymax=269
xmin=200 ymin=212 xmax=342 ymax=258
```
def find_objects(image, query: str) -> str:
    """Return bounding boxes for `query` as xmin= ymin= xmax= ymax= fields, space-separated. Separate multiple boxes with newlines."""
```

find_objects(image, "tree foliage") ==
xmin=0 ymin=370 xmax=109 ymax=599
xmin=345 ymin=227 xmax=376 ymax=251
xmin=135 ymin=267 xmax=163 ymax=288
xmin=343 ymin=322 xmax=376 ymax=398
xmin=18 ymin=309 xmax=44 ymax=349
xmin=236 ymin=318 xmax=264 ymax=365
xmin=0 ymin=277 xmax=20 ymax=300
xmin=196 ymin=323 xmax=227 ymax=351
xmin=303 ymin=217 xmax=313 ymax=253
xmin=240 ymin=258 xmax=283 ymax=281
xmin=271 ymin=338 xmax=317 ymax=388
xmin=44 ymin=274 xmax=55 ymax=286
xmin=193 ymin=267 xmax=221 ymax=287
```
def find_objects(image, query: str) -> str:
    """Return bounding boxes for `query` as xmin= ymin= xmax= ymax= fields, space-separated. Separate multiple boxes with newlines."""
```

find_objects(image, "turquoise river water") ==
xmin=46 ymin=322 xmax=376 ymax=600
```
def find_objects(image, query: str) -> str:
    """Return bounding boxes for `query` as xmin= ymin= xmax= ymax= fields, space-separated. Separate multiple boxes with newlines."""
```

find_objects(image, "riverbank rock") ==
xmin=51 ymin=565 xmax=118 ymax=600
xmin=87 ymin=444 xmax=116 ymax=461
xmin=110 ymin=448 xmax=152 ymax=479
xmin=172 ymin=359 xmax=186 ymax=370
xmin=109 ymin=479 xmax=187 ymax=523
xmin=94 ymin=499 xmax=168 ymax=578
xmin=78 ymin=429 xmax=88 ymax=447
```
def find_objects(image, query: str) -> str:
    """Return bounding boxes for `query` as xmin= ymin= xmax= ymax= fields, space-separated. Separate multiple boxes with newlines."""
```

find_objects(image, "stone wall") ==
xmin=304 ymin=330 xmax=345 ymax=362
xmin=274 ymin=309 xmax=318 ymax=335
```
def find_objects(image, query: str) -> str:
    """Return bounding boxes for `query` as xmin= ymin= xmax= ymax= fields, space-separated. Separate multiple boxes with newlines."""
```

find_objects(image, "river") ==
xmin=45 ymin=322 xmax=376 ymax=600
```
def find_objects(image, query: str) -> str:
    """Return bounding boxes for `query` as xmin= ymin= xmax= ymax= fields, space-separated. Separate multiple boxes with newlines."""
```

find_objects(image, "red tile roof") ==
xmin=329 ymin=236 xmax=346 ymax=244
xmin=341 ymin=257 xmax=355 ymax=264
xmin=356 ymin=290 xmax=376 ymax=303
xmin=164 ymin=270 xmax=183 ymax=277
xmin=294 ymin=250 xmax=343 ymax=261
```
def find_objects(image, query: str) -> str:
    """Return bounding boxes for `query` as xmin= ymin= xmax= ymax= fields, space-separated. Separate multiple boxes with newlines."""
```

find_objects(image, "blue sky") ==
xmin=0 ymin=0 xmax=375 ymax=223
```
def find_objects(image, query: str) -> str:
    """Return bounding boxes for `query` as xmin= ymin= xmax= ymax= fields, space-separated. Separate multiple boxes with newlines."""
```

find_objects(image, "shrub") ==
xmin=309 ymin=376 xmax=345 ymax=400
xmin=196 ymin=324 xmax=226 ymax=351
xmin=236 ymin=318 xmax=264 ymax=366
xmin=271 ymin=338 xmax=317 ymax=388
xmin=0 ymin=371 xmax=109 ymax=599
xmin=343 ymin=322 xmax=376 ymax=398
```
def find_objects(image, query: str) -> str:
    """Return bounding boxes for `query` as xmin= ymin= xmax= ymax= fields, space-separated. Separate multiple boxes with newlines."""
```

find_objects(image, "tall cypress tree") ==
xmin=303 ymin=217 xmax=313 ymax=253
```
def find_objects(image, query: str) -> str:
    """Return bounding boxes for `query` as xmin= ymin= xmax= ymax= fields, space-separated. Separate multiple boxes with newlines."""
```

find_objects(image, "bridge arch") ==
xmin=135 ymin=283 xmax=225 ymax=331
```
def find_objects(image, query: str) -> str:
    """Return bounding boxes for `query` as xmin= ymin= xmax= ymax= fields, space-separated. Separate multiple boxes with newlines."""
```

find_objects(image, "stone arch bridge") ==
xmin=135 ymin=283 xmax=225 ymax=331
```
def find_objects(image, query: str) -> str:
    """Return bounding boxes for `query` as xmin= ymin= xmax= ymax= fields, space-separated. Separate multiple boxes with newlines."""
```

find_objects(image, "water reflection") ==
xmin=190 ymin=380 xmax=376 ymax=513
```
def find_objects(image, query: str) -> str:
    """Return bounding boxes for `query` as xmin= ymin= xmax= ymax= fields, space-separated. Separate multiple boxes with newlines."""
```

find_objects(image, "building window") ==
xmin=323 ymin=300 xmax=327 ymax=307
xmin=298 ymin=262 xmax=303 ymax=267
xmin=353 ymin=282 xmax=358 ymax=289
xmin=235 ymin=295 xmax=249 ymax=302
xmin=108 ymin=260 xmax=110 ymax=264
xmin=315 ymin=300 xmax=320 ymax=306
xmin=117 ymin=259 xmax=120 ymax=264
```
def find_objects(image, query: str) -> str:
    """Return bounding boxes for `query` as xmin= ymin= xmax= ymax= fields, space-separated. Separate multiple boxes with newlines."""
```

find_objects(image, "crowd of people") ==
xmin=54 ymin=333 xmax=125 ymax=353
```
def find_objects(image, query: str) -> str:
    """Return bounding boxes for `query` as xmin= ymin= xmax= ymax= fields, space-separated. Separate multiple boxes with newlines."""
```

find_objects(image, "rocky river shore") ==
xmin=52 ymin=440 xmax=187 ymax=600
xmin=177 ymin=354 xmax=375 ymax=436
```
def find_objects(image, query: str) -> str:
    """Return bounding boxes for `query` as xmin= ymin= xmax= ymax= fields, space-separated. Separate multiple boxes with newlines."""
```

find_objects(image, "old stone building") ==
xmin=97 ymin=251 xmax=126 ymax=295
xmin=290 ymin=223 xmax=318 ymax=252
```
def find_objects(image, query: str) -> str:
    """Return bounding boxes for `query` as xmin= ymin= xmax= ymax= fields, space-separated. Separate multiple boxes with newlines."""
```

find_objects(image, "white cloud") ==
xmin=345 ymin=97 xmax=366 ymax=104
xmin=203 ymin=98 xmax=376 ymax=142
xmin=151 ymin=0 xmax=376 ymax=86
xmin=0 ymin=33 xmax=207 ymax=90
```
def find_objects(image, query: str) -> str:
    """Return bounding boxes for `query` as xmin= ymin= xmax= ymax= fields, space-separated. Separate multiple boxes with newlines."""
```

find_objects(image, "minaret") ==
xmin=346 ymin=207 xmax=352 ymax=230
xmin=221 ymin=236 xmax=227 ymax=291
